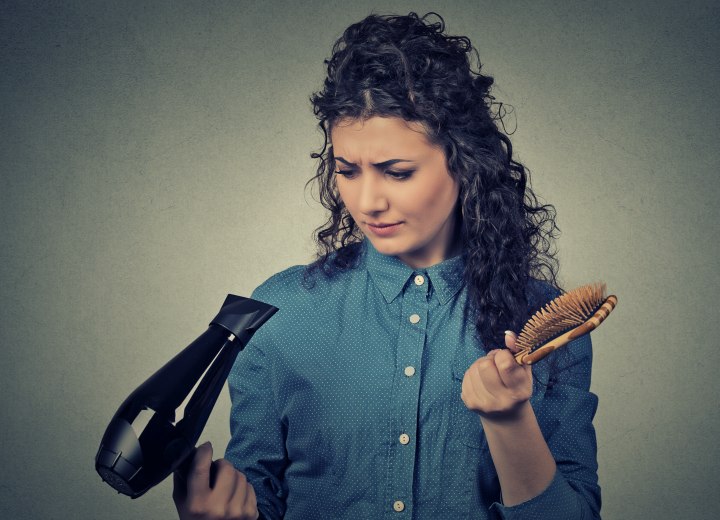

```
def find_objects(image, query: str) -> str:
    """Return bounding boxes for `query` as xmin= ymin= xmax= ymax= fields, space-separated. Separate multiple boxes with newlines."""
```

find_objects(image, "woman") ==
xmin=173 ymin=12 xmax=600 ymax=520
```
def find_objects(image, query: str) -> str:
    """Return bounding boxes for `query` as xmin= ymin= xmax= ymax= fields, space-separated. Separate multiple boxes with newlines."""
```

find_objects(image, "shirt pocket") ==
xmin=449 ymin=343 xmax=551 ymax=450
xmin=450 ymin=344 xmax=488 ymax=450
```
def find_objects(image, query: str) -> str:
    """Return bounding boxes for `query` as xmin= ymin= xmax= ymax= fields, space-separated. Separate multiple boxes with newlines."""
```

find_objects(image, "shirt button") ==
xmin=414 ymin=275 xmax=425 ymax=286
xmin=409 ymin=314 xmax=420 ymax=324
xmin=393 ymin=500 xmax=405 ymax=512
xmin=404 ymin=366 xmax=416 ymax=377
xmin=399 ymin=433 xmax=410 ymax=445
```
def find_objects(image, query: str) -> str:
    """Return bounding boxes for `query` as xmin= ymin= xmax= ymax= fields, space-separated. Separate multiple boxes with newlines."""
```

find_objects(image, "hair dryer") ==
xmin=95 ymin=294 xmax=278 ymax=498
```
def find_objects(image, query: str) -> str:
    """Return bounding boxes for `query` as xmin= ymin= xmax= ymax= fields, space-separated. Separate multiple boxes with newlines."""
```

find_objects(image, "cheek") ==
xmin=336 ymin=181 xmax=364 ymax=222
xmin=336 ymin=179 xmax=353 ymax=208
xmin=406 ymin=178 xmax=457 ymax=219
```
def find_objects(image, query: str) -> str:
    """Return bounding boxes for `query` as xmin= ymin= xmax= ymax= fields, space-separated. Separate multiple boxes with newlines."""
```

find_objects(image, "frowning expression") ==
xmin=331 ymin=116 xmax=460 ymax=269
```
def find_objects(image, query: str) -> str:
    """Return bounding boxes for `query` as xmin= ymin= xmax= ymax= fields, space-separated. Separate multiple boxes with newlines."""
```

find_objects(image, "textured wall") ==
xmin=1 ymin=1 xmax=718 ymax=518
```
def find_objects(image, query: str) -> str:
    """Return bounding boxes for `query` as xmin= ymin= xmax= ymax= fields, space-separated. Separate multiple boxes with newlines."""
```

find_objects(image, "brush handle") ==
xmin=514 ymin=295 xmax=617 ymax=365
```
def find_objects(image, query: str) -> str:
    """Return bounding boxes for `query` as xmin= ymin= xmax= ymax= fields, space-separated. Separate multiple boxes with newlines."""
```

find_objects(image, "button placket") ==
xmin=384 ymin=272 xmax=429 ymax=518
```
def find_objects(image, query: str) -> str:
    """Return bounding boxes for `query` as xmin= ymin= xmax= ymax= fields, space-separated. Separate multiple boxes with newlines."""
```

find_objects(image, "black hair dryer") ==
xmin=95 ymin=294 xmax=278 ymax=498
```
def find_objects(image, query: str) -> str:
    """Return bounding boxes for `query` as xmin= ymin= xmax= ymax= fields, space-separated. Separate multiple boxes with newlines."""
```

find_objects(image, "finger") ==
xmin=188 ymin=441 xmax=213 ymax=499
xmin=242 ymin=477 xmax=259 ymax=519
xmin=494 ymin=348 xmax=532 ymax=391
xmin=504 ymin=330 xmax=519 ymax=353
xmin=486 ymin=349 xmax=500 ymax=360
xmin=172 ymin=468 xmax=186 ymax=502
xmin=472 ymin=356 xmax=506 ymax=399
xmin=212 ymin=459 xmax=240 ymax=500
xmin=462 ymin=360 xmax=492 ymax=409
xmin=227 ymin=471 xmax=258 ymax=520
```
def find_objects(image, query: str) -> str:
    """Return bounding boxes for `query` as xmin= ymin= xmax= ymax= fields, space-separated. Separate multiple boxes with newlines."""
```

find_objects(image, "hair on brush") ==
xmin=514 ymin=282 xmax=618 ymax=365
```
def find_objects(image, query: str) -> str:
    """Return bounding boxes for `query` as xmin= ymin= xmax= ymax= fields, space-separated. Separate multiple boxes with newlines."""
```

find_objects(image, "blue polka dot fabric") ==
xmin=225 ymin=238 xmax=601 ymax=519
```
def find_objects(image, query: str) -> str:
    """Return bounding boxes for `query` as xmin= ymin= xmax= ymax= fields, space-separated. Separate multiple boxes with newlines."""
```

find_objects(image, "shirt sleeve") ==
xmin=225 ymin=285 xmax=288 ymax=520
xmin=489 ymin=333 xmax=602 ymax=519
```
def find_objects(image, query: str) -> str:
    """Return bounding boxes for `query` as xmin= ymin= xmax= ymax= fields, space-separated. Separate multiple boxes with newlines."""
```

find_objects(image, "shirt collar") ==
xmin=362 ymin=237 xmax=465 ymax=305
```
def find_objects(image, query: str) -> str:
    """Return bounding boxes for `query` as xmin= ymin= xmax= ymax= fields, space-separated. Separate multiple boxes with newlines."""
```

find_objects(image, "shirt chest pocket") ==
xmin=449 ymin=343 xmax=551 ymax=450
xmin=450 ymin=344 xmax=488 ymax=450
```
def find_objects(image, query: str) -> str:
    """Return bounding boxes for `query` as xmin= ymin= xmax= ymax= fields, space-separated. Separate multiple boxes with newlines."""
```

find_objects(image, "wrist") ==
xmin=479 ymin=399 xmax=533 ymax=428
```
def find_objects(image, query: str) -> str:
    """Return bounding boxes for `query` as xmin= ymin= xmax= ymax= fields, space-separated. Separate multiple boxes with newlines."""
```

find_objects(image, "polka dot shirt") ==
xmin=225 ymin=238 xmax=601 ymax=519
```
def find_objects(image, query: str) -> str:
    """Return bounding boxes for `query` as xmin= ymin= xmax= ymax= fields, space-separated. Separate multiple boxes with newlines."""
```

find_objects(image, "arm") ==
xmin=481 ymin=400 xmax=556 ymax=506
xmin=462 ymin=331 xmax=600 ymax=519
xmin=225 ymin=289 xmax=289 ymax=520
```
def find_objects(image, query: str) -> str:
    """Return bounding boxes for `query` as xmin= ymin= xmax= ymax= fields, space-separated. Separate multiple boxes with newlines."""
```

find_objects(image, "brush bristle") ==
xmin=516 ymin=282 xmax=608 ymax=354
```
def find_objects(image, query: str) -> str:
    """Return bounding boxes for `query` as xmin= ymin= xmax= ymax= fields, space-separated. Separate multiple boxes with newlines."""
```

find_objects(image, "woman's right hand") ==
xmin=173 ymin=441 xmax=259 ymax=520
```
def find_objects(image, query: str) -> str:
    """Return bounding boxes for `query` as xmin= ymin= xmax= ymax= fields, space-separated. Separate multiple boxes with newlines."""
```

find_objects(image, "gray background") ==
xmin=1 ymin=0 xmax=718 ymax=518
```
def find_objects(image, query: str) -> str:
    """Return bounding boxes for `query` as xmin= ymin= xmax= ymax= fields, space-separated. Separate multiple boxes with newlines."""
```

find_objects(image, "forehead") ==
xmin=330 ymin=116 xmax=435 ymax=156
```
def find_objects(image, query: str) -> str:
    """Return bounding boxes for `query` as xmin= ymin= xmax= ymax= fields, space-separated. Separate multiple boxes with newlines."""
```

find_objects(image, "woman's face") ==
xmin=331 ymin=116 xmax=460 ymax=269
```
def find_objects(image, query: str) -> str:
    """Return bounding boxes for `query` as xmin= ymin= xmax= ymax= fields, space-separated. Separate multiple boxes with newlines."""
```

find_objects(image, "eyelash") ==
xmin=334 ymin=169 xmax=414 ymax=180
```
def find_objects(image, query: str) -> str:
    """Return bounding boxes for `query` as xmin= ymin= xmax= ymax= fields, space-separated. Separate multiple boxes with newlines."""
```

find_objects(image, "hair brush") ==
xmin=513 ymin=282 xmax=618 ymax=365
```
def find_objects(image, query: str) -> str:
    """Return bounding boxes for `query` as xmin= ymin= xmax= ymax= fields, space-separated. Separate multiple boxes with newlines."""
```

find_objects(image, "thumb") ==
xmin=504 ymin=330 xmax=520 ymax=353
xmin=188 ymin=441 xmax=213 ymax=497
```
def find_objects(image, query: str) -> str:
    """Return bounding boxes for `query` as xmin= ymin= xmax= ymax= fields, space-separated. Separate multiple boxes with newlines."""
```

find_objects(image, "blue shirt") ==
xmin=226 ymin=238 xmax=601 ymax=519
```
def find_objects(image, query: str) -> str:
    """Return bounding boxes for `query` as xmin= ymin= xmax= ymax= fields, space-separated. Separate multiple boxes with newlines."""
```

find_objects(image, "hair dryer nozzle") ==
xmin=95 ymin=294 xmax=278 ymax=498
xmin=211 ymin=294 xmax=279 ymax=342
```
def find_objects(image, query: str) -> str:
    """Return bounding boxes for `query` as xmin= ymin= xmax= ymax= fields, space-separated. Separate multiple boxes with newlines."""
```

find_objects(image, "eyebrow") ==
xmin=334 ymin=156 xmax=416 ymax=169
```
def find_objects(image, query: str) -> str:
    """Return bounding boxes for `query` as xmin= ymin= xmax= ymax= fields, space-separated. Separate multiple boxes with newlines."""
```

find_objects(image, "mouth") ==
xmin=365 ymin=222 xmax=403 ymax=237
xmin=367 ymin=222 xmax=402 ymax=228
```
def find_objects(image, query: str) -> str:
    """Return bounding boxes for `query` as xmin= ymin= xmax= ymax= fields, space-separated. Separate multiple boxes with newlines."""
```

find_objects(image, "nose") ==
xmin=357 ymin=172 xmax=389 ymax=215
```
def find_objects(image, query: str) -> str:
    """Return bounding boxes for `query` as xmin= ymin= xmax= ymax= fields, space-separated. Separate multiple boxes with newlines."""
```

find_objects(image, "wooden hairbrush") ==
xmin=513 ymin=282 xmax=618 ymax=365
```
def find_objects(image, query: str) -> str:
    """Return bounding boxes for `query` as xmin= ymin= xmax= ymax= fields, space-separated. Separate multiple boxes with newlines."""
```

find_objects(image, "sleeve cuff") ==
xmin=489 ymin=468 xmax=585 ymax=519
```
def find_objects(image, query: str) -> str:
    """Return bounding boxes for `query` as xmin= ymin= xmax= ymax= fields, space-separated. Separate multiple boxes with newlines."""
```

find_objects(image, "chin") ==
xmin=367 ymin=237 xmax=405 ymax=255
xmin=368 ymin=236 xmax=419 ymax=258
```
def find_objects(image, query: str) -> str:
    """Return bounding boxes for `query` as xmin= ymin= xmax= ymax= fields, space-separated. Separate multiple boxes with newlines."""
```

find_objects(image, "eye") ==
xmin=334 ymin=169 xmax=357 ymax=178
xmin=386 ymin=169 xmax=414 ymax=180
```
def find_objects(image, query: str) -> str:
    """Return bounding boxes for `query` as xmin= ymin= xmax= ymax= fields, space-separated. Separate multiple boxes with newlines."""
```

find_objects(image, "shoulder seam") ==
xmin=252 ymin=264 xmax=306 ymax=298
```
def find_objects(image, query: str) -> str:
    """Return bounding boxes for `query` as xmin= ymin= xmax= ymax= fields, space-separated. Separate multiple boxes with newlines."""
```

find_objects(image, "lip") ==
xmin=367 ymin=222 xmax=402 ymax=228
xmin=366 ymin=221 xmax=403 ymax=237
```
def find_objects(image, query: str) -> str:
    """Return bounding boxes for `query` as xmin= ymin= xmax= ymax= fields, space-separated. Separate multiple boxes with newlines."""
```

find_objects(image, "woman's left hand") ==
xmin=460 ymin=331 xmax=533 ymax=419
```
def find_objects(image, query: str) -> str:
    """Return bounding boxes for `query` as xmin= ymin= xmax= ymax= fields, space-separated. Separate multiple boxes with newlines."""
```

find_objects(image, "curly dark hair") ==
xmin=303 ymin=11 xmax=562 ymax=349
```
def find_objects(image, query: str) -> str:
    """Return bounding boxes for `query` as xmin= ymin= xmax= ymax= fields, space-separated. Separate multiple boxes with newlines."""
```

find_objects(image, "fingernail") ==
xmin=504 ymin=330 xmax=517 ymax=338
